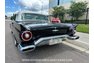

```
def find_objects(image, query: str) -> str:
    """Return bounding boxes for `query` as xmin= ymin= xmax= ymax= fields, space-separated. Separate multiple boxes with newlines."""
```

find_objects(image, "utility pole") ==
xmin=57 ymin=0 xmax=60 ymax=17
xmin=85 ymin=8 xmax=89 ymax=24
xmin=39 ymin=0 xmax=43 ymax=14
xmin=57 ymin=0 xmax=60 ymax=5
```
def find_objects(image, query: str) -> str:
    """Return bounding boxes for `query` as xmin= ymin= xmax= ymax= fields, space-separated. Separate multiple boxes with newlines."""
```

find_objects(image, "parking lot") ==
xmin=5 ymin=20 xmax=89 ymax=63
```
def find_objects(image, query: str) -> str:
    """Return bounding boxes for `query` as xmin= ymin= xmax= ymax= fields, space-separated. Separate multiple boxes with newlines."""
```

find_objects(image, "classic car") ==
xmin=10 ymin=11 xmax=79 ymax=52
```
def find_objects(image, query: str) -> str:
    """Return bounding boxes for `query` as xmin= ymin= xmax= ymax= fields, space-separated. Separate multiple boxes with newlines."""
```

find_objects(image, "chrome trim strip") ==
xmin=25 ymin=23 xmax=48 ymax=29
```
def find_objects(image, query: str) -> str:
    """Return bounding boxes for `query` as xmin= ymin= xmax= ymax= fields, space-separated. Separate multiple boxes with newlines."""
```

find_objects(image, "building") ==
xmin=49 ymin=0 xmax=89 ymax=21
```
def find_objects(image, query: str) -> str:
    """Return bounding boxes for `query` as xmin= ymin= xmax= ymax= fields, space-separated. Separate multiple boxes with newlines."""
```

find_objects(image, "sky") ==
xmin=49 ymin=0 xmax=88 ymax=9
xmin=5 ymin=0 xmax=73 ymax=17
xmin=49 ymin=0 xmax=72 ymax=8
xmin=5 ymin=0 xmax=49 ymax=16
xmin=5 ymin=0 xmax=88 ymax=17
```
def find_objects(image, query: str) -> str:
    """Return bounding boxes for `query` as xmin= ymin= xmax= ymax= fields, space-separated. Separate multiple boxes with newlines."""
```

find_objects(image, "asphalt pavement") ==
xmin=5 ymin=20 xmax=89 ymax=63
xmin=76 ymin=32 xmax=89 ymax=43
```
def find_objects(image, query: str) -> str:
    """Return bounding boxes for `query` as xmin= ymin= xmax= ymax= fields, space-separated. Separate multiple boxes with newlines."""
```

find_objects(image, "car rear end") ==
xmin=17 ymin=23 xmax=79 ymax=52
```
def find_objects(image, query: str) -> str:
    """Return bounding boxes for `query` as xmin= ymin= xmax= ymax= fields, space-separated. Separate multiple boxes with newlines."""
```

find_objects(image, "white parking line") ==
xmin=62 ymin=41 xmax=89 ymax=54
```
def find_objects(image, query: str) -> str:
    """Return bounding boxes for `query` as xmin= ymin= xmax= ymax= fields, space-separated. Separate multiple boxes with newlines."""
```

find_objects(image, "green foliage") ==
xmin=69 ymin=1 xmax=87 ymax=20
xmin=76 ymin=24 xmax=89 ymax=33
xmin=52 ymin=6 xmax=65 ymax=22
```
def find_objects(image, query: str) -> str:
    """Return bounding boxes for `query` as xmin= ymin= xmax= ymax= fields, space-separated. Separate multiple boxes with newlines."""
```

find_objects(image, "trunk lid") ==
xmin=24 ymin=23 xmax=70 ymax=39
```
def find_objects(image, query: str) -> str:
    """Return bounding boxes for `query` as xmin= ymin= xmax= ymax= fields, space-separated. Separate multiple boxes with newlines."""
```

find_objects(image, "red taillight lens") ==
xmin=21 ymin=31 xmax=32 ymax=41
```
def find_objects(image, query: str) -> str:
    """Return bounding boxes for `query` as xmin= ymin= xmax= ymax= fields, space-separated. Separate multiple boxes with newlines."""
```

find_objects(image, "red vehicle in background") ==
xmin=51 ymin=17 xmax=61 ymax=23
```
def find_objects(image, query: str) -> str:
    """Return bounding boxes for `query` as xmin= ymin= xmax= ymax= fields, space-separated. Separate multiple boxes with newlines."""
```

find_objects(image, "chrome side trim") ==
xmin=25 ymin=23 xmax=48 ymax=29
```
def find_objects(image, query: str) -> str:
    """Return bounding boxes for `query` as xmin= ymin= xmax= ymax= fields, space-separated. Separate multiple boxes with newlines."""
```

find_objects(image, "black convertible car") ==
xmin=10 ymin=11 xmax=79 ymax=52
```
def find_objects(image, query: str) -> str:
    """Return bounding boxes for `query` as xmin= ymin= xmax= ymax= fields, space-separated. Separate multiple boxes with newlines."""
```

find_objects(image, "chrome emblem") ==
xmin=52 ymin=27 xmax=59 ymax=32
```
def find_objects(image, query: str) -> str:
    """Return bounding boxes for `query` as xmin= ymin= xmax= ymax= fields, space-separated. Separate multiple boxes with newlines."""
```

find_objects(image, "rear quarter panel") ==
xmin=11 ymin=21 xmax=26 ymax=43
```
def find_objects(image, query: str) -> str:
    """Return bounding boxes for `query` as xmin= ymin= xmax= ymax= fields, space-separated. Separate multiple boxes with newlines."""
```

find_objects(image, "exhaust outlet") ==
xmin=18 ymin=44 xmax=36 ymax=52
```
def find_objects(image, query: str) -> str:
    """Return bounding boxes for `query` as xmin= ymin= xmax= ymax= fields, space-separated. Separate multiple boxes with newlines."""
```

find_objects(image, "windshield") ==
xmin=22 ymin=13 xmax=49 ymax=24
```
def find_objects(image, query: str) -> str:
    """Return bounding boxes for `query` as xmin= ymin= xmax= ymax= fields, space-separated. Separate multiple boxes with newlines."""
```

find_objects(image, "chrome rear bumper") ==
xmin=35 ymin=35 xmax=68 ymax=45
xmin=18 ymin=35 xmax=79 ymax=52
xmin=18 ymin=44 xmax=35 ymax=52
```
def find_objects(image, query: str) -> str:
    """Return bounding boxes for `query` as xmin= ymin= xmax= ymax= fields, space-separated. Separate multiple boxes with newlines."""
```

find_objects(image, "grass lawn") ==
xmin=76 ymin=24 xmax=89 ymax=33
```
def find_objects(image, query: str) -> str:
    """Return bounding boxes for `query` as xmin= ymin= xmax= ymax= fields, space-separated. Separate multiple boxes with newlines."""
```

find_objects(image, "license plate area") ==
xmin=49 ymin=38 xmax=62 ymax=45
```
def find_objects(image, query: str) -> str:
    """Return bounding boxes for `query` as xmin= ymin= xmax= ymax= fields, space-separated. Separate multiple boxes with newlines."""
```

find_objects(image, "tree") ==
xmin=69 ymin=1 xmax=87 ymax=21
xmin=52 ymin=6 xmax=65 ymax=22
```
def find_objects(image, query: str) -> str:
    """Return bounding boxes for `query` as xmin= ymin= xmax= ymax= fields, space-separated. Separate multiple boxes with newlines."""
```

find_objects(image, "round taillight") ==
xmin=21 ymin=31 xmax=32 ymax=41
